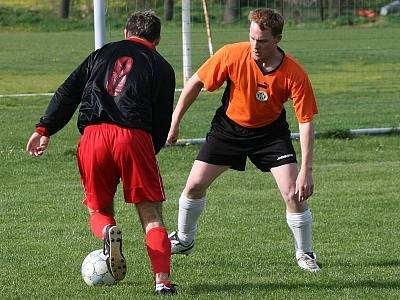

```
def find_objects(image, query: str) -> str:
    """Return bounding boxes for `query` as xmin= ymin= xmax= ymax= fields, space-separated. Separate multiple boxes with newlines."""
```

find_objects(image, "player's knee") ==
xmin=282 ymin=189 xmax=298 ymax=204
xmin=185 ymin=181 xmax=207 ymax=199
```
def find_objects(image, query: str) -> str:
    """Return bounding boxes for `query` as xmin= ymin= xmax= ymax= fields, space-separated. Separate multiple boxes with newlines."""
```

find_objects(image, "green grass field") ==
xmin=1 ymin=23 xmax=400 ymax=299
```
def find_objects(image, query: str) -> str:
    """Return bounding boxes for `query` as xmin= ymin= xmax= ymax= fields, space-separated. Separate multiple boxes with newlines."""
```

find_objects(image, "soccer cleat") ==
xmin=168 ymin=231 xmax=195 ymax=255
xmin=103 ymin=225 xmax=127 ymax=281
xmin=296 ymin=252 xmax=320 ymax=272
xmin=155 ymin=282 xmax=178 ymax=296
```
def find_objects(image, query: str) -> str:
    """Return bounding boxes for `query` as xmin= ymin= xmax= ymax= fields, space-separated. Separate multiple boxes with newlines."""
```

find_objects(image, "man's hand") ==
xmin=296 ymin=168 xmax=314 ymax=201
xmin=166 ymin=125 xmax=179 ymax=145
xmin=26 ymin=132 xmax=50 ymax=157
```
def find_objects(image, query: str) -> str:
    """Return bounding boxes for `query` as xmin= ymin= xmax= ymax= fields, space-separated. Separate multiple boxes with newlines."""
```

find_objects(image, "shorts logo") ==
xmin=256 ymin=90 xmax=268 ymax=102
xmin=277 ymin=153 xmax=294 ymax=161
xmin=106 ymin=56 xmax=134 ymax=97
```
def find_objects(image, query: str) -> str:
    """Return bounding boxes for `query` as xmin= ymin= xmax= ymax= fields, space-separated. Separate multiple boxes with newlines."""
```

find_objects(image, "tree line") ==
xmin=59 ymin=0 xmax=391 ymax=23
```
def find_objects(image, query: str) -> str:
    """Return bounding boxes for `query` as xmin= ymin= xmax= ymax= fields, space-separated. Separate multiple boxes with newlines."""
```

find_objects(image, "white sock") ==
xmin=177 ymin=193 xmax=206 ymax=245
xmin=286 ymin=209 xmax=313 ymax=257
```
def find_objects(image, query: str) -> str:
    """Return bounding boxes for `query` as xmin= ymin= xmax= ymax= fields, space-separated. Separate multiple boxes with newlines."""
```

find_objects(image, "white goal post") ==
xmin=93 ymin=0 xmax=106 ymax=50
xmin=182 ymin=0 xmax=192 ymax=84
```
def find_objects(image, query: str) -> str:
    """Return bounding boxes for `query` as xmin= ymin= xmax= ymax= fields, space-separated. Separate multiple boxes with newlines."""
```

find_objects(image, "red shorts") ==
xmin=77 ymin=123 xmax=165 ymax=211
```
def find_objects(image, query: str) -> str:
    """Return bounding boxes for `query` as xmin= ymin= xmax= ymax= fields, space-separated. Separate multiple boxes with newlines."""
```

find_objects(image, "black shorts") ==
xmin=196 ymin=112 xmax=297 ymax=172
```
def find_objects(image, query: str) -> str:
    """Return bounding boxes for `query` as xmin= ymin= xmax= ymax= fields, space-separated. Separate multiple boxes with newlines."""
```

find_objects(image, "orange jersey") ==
xmin=197 ymin=42 xmax=318 ymax=127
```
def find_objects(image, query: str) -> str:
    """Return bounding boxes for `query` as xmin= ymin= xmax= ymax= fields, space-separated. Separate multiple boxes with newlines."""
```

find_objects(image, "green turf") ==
xmin=1 ymin=110 xmax=399 ymax=298
xmin=1 ymin=26 xmax=399 ymax=133
xmin=1 ymin=25 xmax=400 ymax=299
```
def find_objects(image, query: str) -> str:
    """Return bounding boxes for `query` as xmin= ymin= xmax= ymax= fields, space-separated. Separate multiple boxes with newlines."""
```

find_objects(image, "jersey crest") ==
xmin=256 ymin=83 xmax=269 ymax=102
xmin=256 ymin=90 xmax=268 ymax=102
xmin=106 ymin=56 xmax=134 ymax=96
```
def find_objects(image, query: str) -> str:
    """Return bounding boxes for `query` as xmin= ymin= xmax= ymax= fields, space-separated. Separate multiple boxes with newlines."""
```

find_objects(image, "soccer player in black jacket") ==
xmin=26 ymin=10 xmax=177 ymax=295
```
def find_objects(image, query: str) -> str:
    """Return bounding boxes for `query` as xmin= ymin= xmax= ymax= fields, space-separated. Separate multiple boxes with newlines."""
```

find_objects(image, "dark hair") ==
xmin=125 ymin=10 xmax=161 ymax=42
xmin=248 ymin=8 xmax=284 ymax=37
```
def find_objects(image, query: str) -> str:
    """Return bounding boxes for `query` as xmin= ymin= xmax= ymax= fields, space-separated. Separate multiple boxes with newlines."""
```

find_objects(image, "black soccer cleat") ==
xmin=155 ymin=283 xmax=178 ymax=296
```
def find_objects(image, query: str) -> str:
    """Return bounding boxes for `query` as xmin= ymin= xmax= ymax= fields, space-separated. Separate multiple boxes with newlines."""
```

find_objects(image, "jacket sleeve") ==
xmin=151 ymin=63 xmax=175 ymax=154
xmin=36 ymin=52 xmax=96 ymax=135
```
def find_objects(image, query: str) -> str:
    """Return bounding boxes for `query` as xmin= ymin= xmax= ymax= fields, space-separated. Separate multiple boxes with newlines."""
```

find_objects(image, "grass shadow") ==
xmin=189 ymin=279 xmax=400 ymax=295
xmin=369 ymin=259 xmax=400 ymax=267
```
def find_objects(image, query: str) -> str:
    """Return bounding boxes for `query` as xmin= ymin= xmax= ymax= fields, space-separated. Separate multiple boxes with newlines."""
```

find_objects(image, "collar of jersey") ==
xmin=127 ymin=37 xmax=155 ymax=50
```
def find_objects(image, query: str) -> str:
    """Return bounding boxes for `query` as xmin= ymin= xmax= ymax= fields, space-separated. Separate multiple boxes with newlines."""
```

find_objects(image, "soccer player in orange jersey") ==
xmin=167 ymin=8 xmax=320 ymax=272
xmin=26 ymin=11 xmax=177 ymax=295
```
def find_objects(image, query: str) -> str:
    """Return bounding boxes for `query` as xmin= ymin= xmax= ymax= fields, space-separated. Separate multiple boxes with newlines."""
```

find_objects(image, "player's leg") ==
xmin=116 ymin=127 xmax=175 ymax=294
xmin=271 ymin=163 xmax=319 ymax=271
xmin=77 ymin=124 xmax=126 ymax=280
xmin=170 ymin=160 xmax=230 ymax=254
xmin=136 ymin=201 xmax=177 ymax=295
xmin=184 ymin=160 xmax=230 ymax=199
xmin=172 ymin=132 xmax=244 ymax=254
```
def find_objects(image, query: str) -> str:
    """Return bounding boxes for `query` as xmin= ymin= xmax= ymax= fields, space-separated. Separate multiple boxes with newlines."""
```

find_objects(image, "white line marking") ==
xmin=0 ymin=93 xmax=54 ymax=98
xmin=0 ymin=88 xmax=184 ymax=98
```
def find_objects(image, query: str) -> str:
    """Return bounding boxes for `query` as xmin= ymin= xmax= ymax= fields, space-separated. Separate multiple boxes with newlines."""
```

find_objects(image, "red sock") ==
xmin=145 ymin=227 xmax=171 ymax=276
xmin=89 ymin=212 xmax=116 ymax=239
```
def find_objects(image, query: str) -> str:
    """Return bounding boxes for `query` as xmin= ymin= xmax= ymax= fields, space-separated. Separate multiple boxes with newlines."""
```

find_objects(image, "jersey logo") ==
xmin=106 ymin=56 xmax=134 ymax=96
xmin=256 ymin=90 xmax=268 ymax=102
xmin=277 ymin=153 xmax=294 ymax=161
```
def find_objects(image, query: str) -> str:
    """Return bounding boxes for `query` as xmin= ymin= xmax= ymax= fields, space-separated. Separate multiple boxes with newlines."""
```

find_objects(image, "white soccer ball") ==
xmin=81 ymin=249 xmax=117 ymax=286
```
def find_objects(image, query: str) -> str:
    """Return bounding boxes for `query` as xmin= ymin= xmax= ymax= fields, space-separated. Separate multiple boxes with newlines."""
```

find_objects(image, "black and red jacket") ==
xmin=36 ymin=37 xmax=175 ymax=154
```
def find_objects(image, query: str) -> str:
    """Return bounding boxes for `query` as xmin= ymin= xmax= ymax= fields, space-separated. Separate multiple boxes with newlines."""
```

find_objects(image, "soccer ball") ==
xmin=81 ymin=249 xmax=117 ymax=286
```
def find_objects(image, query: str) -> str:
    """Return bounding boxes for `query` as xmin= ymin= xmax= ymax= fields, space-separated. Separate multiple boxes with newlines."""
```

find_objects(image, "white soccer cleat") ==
xmin=168 ymin=231 xmax=195 ymax=255
xmin=296 ymin=252 xmax=320 ymax=272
